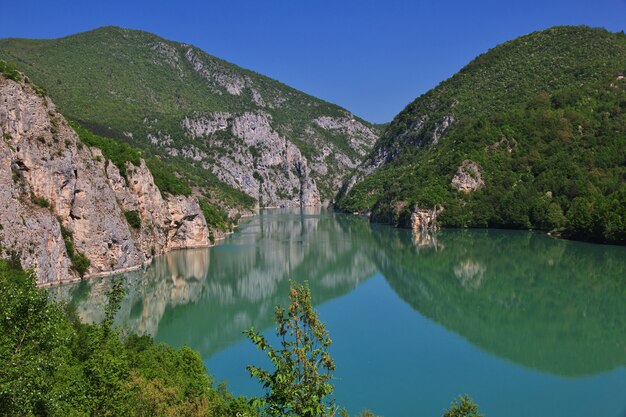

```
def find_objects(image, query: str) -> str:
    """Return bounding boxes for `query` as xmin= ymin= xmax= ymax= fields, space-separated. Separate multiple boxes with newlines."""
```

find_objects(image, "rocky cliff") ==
xmin=0 ymin=74 xmax=214 ymax=285
xmin=181 ymin=111 xmax=320 ymax=207
xmin=0 ymin=27 xmax=381 ymax=208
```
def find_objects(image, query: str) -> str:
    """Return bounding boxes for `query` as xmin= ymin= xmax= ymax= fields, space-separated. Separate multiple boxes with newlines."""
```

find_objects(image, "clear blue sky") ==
xmin=2 ymin=0 xmax=625 ymax=123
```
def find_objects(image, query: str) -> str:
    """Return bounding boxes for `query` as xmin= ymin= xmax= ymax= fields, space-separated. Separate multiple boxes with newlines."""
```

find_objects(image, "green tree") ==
xmin=0 ymin=260 xmax=257 ymax=417
xmin=245 ymin=281 xmax=336 ymax=417
xmin=442 ymin=395 xmax=482 ymax=417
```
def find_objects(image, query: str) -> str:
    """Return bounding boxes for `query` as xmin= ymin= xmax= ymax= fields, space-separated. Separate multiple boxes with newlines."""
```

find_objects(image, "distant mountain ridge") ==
xmin=0 ymin=26 xmax=380 ymax=209
xmin=338 ymin=26 xmax=626 ymax=244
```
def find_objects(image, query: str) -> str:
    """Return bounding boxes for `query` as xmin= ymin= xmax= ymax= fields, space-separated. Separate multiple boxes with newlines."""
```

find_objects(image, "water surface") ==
xmin=52 ymin=209 xmax=626 ymax=417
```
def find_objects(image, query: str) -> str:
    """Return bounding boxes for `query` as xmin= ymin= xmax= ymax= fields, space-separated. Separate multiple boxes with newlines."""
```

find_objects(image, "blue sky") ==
xmin=2 ymin=0 xmax=625 ymax=123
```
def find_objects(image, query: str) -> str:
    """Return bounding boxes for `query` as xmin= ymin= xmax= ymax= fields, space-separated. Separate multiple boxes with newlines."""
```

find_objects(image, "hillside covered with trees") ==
xmin=339 ymin=26 xmax=626 ymax=244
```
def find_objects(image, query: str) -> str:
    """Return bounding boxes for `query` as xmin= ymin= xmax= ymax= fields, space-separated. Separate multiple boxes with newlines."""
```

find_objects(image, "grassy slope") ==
xmin=0 ymin=26 xmax=347 ymax=137
xmin=339 ymin=26 xmax=626 ymax=244
xmin=0 ymin=26 xmax=377 ymax=203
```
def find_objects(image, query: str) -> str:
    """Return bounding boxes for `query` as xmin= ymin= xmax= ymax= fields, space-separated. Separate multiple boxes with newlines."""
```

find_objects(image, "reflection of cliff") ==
xmin=50 ymin=248 xmax=211 ymax=336
xmin=375 ymin=228 xmax=626 ymax=377
xmin=53 ymin=209 xmax=378 ymax=357
xmin=52 ymin=212 xmax=626 ymax=377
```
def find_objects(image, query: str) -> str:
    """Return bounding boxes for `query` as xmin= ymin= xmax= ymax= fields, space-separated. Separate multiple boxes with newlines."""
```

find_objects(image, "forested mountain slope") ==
xmin=339 ymin=26 xmax=626 ymax=244
xmin=0 ymin=26 xmax=380 ymax=208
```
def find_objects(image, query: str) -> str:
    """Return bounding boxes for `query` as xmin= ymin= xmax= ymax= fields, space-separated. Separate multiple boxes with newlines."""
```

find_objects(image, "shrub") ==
xmin=123 ymin=210 xmax=141 ymax=229
xmin=0 ymin=260 xmax=257 ymax=417
xmin=71 ymin=251 xmax=91 ymax=277
xmin=70 ymin=121 xmax=141 ymax=180
xmin=31 ymin=194 xmax=50 ymax=208
xmin=245 ymin=281 xmax=336 ymax=417
xmin=0 ymin=60 xmax=22 ymax=82
xmin=198 ymin=198 xmax=230 ymax=231
xmin=442 ymin=395 xmax=483 ymax=417
xmin=59 ymin=223 xmax=91 ymax=277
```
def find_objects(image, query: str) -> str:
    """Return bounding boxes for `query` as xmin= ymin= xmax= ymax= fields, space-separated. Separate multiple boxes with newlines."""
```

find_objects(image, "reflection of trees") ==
xmin=375 ymin=228 xmax=626 ymax=376
xmin=53 ymin=209 xmax=377 ymax=358
xmin=52 ymin=213 xmax=626 ymax=377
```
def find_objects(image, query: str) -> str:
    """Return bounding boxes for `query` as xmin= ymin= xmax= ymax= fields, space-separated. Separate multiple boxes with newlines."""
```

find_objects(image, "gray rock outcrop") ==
xmin=0 ymin=75 xmax=212 ymax=285
xmin=183 ymin=111 xmax=325 ymax=207
xmin=180 ymin=110 xmax=378 ymax=208
xmin=451 ymin=160 xmax=484 ymax=192
xmin=410 ymin=204 xmax=444 ymax=232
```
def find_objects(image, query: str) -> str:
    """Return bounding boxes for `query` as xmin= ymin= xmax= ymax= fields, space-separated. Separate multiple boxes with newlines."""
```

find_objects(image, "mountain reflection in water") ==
xmin=52 ymin=209 xmax=626 ymax=377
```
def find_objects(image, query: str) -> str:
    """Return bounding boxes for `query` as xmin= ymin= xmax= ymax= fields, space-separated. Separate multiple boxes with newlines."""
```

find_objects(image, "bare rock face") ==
xmin=107 ymin=158 xmax=210 ymax=255
xmin=166 ymin=196 xmax=209 ymax=249
xmin=312 ymin=116 xmax=377 ymax=157
xmin=451 ymin=160 xmax=484 ymax=193
xmin=0 ymin=75 xmax=212 ymax=284
xmin=183 ymin=111 xmax=321 ymax=207
xmin=184 ymin=48 xmax=246 ymax=96
xmin=410 ymin=204 xmax=444 ymax=232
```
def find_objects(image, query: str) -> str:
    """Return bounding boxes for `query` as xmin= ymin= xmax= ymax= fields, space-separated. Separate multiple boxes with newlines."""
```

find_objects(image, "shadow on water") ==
xmin=51 ymin=209 xmax=626 ymax=377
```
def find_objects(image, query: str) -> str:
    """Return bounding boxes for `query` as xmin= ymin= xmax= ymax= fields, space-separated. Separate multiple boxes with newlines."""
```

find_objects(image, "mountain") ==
xmin=0 ymin=68 xmax=224 ymax=284
xmin=0 ymin=26 xmax=380 ymax=209
xmin=338 ymin=26 xmax=626 ymax=244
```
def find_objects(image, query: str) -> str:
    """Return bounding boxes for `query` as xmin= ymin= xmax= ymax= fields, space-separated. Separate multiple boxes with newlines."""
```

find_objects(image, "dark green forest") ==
xmin=339 ymin=26 xmax=626 ymax=244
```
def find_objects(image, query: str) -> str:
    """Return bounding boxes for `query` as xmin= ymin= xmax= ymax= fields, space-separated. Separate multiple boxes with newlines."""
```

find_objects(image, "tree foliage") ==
xmin=340 ymin=26 xmax=626 ymax=244
xmin=246 ymin=281 xmax=337 ymax=417
xmin=442 ymin=395 xmax=483 ymax=417
xmin=0 ymin=260 xmax=256 ymax=417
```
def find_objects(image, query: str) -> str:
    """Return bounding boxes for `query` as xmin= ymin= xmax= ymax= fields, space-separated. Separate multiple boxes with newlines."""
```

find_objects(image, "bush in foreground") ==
xmin=0 ymin=260 xmax=254 ymax=417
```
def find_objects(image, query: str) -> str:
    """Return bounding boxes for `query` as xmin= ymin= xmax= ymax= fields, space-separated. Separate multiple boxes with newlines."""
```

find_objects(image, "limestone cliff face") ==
xmin=181 ymin=111 xmax=327 ymax=207
xmin=409 ymin=205 xmax=443 ymax=232
xmin=0 ymin=27 xmax=382 ymax=209
xmin=0 ymin=75 xmax=211 ymax=285
xmin=451 ymin=160 xmax=484 ymax=192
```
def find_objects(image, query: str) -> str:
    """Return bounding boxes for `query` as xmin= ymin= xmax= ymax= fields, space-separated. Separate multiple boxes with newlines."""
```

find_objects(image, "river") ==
xmin=51 ymin=209 xmax=626 ymax=417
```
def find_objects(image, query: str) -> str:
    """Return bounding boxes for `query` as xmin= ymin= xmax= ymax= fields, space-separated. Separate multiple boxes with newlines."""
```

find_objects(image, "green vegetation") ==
xmin=340 ymin=26 xmax=626 ymax=244
xmin=123 ymin=210 xmax=142 ymax=230
xmin=31 ymin=193 xmax=50 ymax=208
xmin=0 ymin=26 xmax=377 ymax=203
xmin=0 ymin=260 xmax=256 ymax=417
xmin=198 ymin=198 xmax=230 ymax=231
xmin=443 ymin=396 xmax=482 ymax=417
xmin=0 ymin=59 xmax=21 ymax=82
xmin=0 ymin=59 xmax=46 ymax=96
xmin=144 ymin=156 xmax=192 ymax=196
xmin=246 ymin=281 xmax=336 ymax=417
xmin=71 ymin=121 xmax=141 ymax=179
xmin=59 ymin=224 xmax=91 ymax=277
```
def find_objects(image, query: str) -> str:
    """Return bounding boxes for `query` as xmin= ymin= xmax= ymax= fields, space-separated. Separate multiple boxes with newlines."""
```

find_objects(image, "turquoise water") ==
xmin=54 ymin=209 xmax=626 ymax=416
